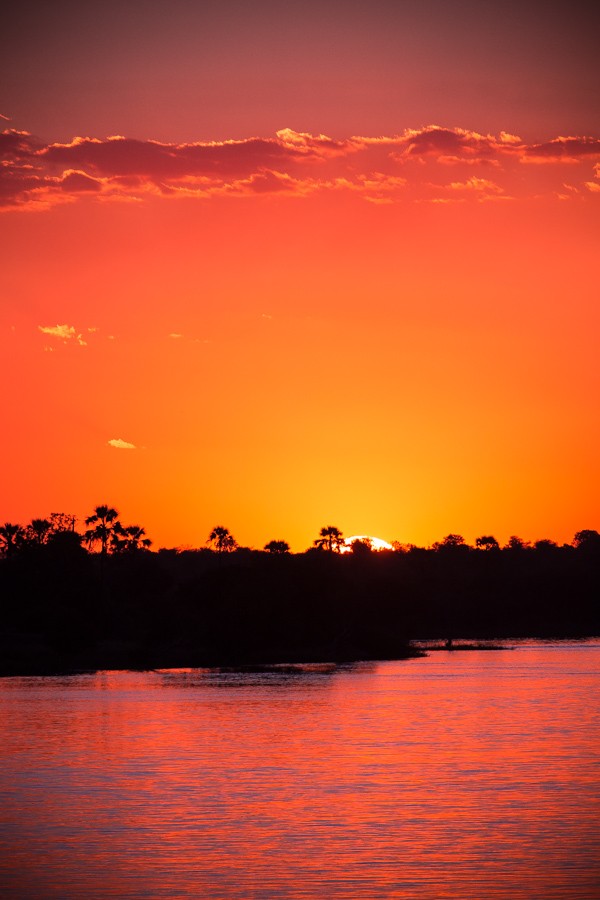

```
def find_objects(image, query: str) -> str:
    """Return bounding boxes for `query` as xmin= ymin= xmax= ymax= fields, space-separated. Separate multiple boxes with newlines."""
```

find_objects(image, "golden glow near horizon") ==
xmin=341 ymin=536 xmax=394 ymax=553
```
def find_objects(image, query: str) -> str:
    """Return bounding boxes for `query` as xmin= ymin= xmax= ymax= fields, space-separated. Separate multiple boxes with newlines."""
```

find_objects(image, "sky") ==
xmin=1 ymin=0 xmax=599 ymax=551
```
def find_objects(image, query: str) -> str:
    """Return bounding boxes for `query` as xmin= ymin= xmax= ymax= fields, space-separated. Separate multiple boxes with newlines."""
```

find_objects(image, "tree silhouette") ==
xmin=475 ymin=535 xmax=500 ymax=551
xmin=573 ymin=529 xmax=600 ymax=551
xmin=264 ymin=540 xmax=290 ymax=554
xmin=0 ymin=523 xmax=25 ymax=557
xmin=313 ymin=526 xmax=344 ymax=553
xmin=26 ymin=518 xmax=53 ymax=545
xmin=432 ymin=533 xmax=467 ymax=551
xmin=49 ymin=512 xmax=77 ymax=533
xmin=504 ymin=535 xmax=529 ymax=551
xmin=534 ymin=538 xmax=558 ymax=551
xmin=350 ymin=537 xmax=373 ymax=556
xmin=112 ymin=524 xmax=152 ymax=553
xmin=207 ymin=526 xmax=238 ymax=553
xmin=85 ymin=505 xmax=121 ymax=555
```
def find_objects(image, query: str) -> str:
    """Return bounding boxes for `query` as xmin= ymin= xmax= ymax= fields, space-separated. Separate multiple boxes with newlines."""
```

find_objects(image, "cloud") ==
xmin=437 ymin=155 xmax=500 ymax=167
xmin=59 ymin=169 xmax=102 ymax=192
xmin=39 ymin=324 xmax=74 ymax=339
xmin=448 ymin=177 xmax=505 ymax=194
xmin=352 ymin=172 xmax=407 ymax=198
xmin=0 ymin=129 xmax=42 ymax=159
xmin=39 ymin=133 xmax=317 ymax=179
xmin=3 ymin=125 xmax=599 ymax=210
xmin=399 ymin=126 xmax=502 ymax=159
xmin=224 ymin=169 xmax=322 ymax=197
xmin=388 ymin=127 xmax=600 ymax=168
xmin=38 ymin=324 xmax=88 ymax=345
xmin=499 ymin=132 xmax=522 ymax=145
xmin=521 ymin=137 xmax=600 ymax=162
xmin=275 ymin=128 xmax=352 ymax=158
xmin=108 ymin=438 xmax=136 ymax=450
xmin=0 ymin=166 xmax=55 ymax=209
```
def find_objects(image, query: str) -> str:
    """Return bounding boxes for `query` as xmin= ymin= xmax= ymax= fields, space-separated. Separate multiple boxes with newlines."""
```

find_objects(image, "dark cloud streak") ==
xmin=2 ymin=125 xmax=599 ymax=210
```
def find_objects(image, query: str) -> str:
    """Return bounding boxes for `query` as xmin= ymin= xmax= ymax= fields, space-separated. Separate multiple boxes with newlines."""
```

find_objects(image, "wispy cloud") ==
xmin=447 ymin=177 xmax=505 ymax=196
xmin=108 ymin=438 xmax=136 ymax=450
xmin=38 ymin=324 xmax=88 ymax=345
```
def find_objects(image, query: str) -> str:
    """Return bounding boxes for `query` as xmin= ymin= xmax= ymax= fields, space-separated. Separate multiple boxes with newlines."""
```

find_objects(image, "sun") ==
xmin=341 ymin=535 xmax=394 ymax=553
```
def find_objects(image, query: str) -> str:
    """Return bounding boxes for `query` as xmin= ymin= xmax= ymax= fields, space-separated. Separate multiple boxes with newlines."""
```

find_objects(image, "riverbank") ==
xmin=1 ymin=542 xmax=598 ymax=676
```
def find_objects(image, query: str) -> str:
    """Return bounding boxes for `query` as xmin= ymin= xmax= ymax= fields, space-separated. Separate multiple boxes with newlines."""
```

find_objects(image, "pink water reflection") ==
xmin=1 ymin=644 xmax=599 ymax=899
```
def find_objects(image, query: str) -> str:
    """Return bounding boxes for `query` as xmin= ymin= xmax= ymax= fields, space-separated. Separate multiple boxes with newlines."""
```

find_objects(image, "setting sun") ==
xmin=342 ymin=536 xmax=394 ymax=553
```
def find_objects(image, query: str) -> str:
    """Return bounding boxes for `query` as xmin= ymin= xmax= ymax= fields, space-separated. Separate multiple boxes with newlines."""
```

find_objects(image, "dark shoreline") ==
xmin=5 ymin=637 xmax=600 ymax=678
xmin=0 ymin=643 xmax=425 ymax=678
xmin=2 ymin=538 xmax=599 ymax=678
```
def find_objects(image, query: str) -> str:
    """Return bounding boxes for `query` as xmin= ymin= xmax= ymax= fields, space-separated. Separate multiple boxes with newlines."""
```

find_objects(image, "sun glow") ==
xmin=342 ymin=535 xmax=394 ymax=553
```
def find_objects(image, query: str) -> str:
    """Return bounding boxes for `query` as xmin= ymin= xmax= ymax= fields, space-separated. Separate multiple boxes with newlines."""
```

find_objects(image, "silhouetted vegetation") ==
xmin=264 ymin=540 xmax=291 ymax=554
xmin=207 ymin=525 xmax=238 ymax=553
xmin=313 ymin=525 xmax=345 ymax=552
xmin=1 ymin=511 xmax=598 ymax=675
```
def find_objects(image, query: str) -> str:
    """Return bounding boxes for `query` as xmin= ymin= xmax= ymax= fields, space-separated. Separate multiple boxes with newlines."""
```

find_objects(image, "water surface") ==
xmin=1 ymin=642 xmax=599 ymax=899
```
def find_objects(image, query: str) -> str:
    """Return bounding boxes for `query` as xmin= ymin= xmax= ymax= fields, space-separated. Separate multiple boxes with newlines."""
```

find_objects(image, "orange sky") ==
xmin=1 ymin=1 xmax=599 ymax=550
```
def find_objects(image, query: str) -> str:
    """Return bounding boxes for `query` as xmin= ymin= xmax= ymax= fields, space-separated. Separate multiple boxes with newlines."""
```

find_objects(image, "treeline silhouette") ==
xmin=1 ymin=508 xmax=599 ymax=675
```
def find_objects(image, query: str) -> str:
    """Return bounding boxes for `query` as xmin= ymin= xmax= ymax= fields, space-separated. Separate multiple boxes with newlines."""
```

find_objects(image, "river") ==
xmin=1 ymin=642 xmax=599 ymax=899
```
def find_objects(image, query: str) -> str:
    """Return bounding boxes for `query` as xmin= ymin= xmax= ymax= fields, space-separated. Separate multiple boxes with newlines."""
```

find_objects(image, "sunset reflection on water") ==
xmin=1 ymin=644 xmax=599 ymax=899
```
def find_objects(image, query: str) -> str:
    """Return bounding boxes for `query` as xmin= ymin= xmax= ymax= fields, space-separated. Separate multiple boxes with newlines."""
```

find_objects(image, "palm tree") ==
xmin=207 ymin=526 xmax=238 ymax=553
xmin=0 ymin=522 xmax=25 ymax=557
xmin=264 ymin=540 xmax=290 ymax=554
xmin=27 ymin=518 xmax=53 ymax=545
xmin=113 ymin=524 xmax=152 ymax=553
xmin=313 ymin=526 xmax=344 ymax=553
xmin=85 ymin=505 xmax=120 ymax=555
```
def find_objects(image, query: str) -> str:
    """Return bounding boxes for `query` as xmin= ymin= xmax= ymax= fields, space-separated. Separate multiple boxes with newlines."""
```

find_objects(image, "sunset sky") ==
xmin=2 ymin=0 xmax=599 ymax=551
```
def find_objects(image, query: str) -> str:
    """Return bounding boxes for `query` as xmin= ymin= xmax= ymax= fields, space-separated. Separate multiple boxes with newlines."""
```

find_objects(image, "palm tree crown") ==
xmin=85 ymin=505 xmax=120 ymax=555
xmin=0 ymin=523 xmax=25 ymax=556
xmin=113 ymin=524 xmax=152 ymax=553
xmin=313 ymin=526 xmax=344 ymax=552
xmin=207 ymin=526 xmax=238 ymax=553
